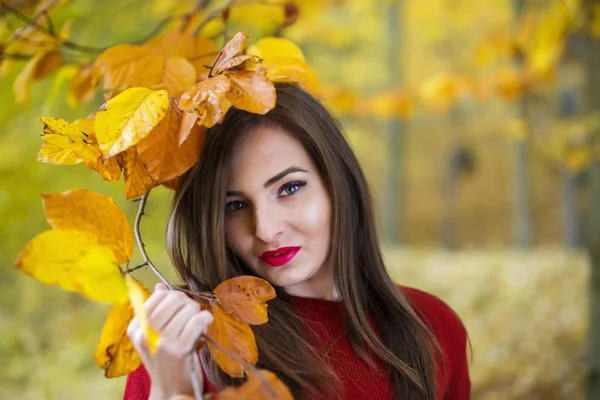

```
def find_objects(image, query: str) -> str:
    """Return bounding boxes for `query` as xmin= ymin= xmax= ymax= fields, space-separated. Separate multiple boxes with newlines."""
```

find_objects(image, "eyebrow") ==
xmin=226 ymin=166 xmax=308 ymax=197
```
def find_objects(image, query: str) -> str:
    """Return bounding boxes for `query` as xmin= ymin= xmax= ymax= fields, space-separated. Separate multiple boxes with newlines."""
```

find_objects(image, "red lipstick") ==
xmin=259 ymin=246 xmax=301 ymax=267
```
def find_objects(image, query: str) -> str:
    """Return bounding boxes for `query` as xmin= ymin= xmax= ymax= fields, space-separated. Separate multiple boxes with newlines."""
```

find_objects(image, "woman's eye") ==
xmin=279 ymin=181 xmax=306 ymax=197
xmin=226 ymin=200 xmax=246 ymax=212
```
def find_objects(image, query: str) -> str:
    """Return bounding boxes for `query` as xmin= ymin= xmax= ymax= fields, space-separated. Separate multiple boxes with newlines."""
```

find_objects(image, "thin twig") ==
xmin=201 ymin=334 xmax=277 ymax=397
xmin=0 ymin=51 xmax=32 ymax=60
xmin=176 ymin=287 xmax=217 ymax=302
xmin=133 ymin=191 xmax=172 ymax=289
xmin=125 ymin=261 xmax=149 ymax=273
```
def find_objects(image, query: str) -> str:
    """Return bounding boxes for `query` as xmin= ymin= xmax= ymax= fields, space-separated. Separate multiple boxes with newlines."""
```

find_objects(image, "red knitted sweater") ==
xmin=123 ymin=286 xmax=471 ymax=400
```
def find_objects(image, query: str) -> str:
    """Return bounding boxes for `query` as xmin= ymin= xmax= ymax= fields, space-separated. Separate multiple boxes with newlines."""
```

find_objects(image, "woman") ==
xmin=125 ymin=83 xmax=470 ymax=400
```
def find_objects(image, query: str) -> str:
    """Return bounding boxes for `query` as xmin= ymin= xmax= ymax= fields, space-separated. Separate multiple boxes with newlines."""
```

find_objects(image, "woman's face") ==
xmin=225 ymin=124 xmax=333 ymax=298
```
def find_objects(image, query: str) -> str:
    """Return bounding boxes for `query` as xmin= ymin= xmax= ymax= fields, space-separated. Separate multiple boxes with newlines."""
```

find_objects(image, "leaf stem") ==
xmin=133 ymin=191 xmax=172 ymax=289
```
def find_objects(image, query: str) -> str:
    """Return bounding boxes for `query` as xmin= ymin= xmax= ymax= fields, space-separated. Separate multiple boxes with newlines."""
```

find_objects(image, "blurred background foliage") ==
xmin=1 ymin=0 xmax=598 ymax=398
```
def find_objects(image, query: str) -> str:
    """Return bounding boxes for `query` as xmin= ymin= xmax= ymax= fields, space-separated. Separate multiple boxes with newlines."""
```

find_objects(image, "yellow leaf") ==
xmin=125 ymin=275 xmax=160 ymax=354
xmin=120 ymin=147 xmax=157 ymax=200
xmin=94 ymin=298 xmax=142 ymax=378
xmin=15 ymin=229 xmax=127 ymax=303
xmin=229 ymin=5 xmax=286 ymax=34
xmin=247 ymin=37 xmax=306 ymax=62
xmin=95 ymin=87 xmax=169 ymax=158
xmin=226 ymin=70 xmax=276 ymax=114
xmin=94 ymin=44 xmax=165 ymax=90
xmin=13 ymin=50 xmax=63 ymax=105
xmin=38 ymin=117 xmax=102 ymax=165
xmin=179 ymin=75 xmax=232 ymax=128
xmin=212 ymin=32 xmax=249 ymax=74
xmin=137 ymin=100 xmax=205 ymax=184
xmin=419 ymin=73 xmax=459 ymax=113
xmin=262 ymin=57 xmax=320 ymax=97
xmin=494 ymin=67 xmax=524 ymax=102
xmin=42 ymin=189 xmax=134 ymax=264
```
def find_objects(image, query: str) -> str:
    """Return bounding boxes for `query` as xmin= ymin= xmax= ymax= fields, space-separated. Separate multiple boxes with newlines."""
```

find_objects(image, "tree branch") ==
xmin=133 ymin=191 xmax=172 ymax=289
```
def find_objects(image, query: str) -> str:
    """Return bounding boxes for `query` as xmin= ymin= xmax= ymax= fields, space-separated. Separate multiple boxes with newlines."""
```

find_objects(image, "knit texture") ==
xmin=123 ymin=286 xmax=470 ymax=400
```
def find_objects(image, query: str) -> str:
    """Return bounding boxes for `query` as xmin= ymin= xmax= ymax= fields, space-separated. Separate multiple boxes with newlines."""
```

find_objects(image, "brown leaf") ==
xmin=217 ymin=369 xmax=293 ymax=400
xmin=42 ymin=189 xmax=134 ymax=264
xmin=136 ymin=99 xmax=205 ymax=184
xmin=213 ymin=32 xmax=249 ymax=74
xmin=214 ymin=276 xmax=276 ymax=325
xmin=120 ymin=147 xmax=156 ymax=200
xmin=177 ymin=110 xmax=199 ymax=145
xmin=225 ymin=70 xmax=276 ymax=114
xmin=179 ymin=75 xmax=232 ymax=128
xmin=207 ymin=304 xmax=258 ymax=378
xmin=214 ymin=55 xmax=258 ymax=75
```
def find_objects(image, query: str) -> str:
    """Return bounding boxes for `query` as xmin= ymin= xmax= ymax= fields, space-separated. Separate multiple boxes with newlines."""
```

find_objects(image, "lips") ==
xmin=259 ymin=246 xmax=301 ymax=267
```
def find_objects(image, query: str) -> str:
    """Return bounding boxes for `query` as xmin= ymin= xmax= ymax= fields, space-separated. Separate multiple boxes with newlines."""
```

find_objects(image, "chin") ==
xmin=259 ymin=264 xmax=314 ymax=289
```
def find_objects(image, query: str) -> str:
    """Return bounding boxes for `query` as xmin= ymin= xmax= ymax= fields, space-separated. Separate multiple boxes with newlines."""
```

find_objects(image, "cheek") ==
xmin=297 ymin=193 xmax=331 ymax=242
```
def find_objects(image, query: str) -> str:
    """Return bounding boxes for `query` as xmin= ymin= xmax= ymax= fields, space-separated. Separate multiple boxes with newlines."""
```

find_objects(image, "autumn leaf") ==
xmin=214 ymin=276 xmax=276 ymax=325
xmin=38 ymin=117 xmax=102 ymax=165
xmin=226 ymin=70 xmax=276 ymax=114
xmin=247 ymin=36 xmax=306 ymax=62
xmin=217 ymin=369 xmax=293 ymax=400
xmin=84 ymin=132 xmax=123 ymax=184
xmin=120 ymin=147 xmax=157 ymax=200
xmin=42 ymin=189 xmax=134 ymax=264
xmin=207 ymin=303 xmax=258 ymax=378
xmin=14 ymin=50 xmax=63 ymax=105
xmin=136 ymin=99 xmax=204 ymax=184
xmin=95 ymin=87 xmax=169 ymax=158
xmin=15 ymin=229 xmax=127 ymax=303
xmin=262 ymin=57 xmax=320 ymax=96
xmin=94 ymin=44 xmax=165 ymax=90
xmin=161 ymin=56 xmax=197 ymax=95
xmin=145 ymin=31 xmax=218 ymax=80
xmin=94 ymin=298 xmax=142 ymax=378
xmin=215 ymin=55 xmax=259 ymax=75
xmin=177 ymin=110 xmax=200 ymax=145
xmin=212 ymin=32 xmax=249 ymax=74
xmin=125 ymin=275 xmax=160 ymax=354
xmin=67 ymin=65 xmax=97 ymax=108
xmin=179 ymin=75 xmax=232 ymax=128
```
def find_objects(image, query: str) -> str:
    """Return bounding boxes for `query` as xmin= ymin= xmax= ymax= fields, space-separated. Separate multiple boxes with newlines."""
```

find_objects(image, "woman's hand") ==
xmin=127 ymin=283 xmax=214 ymax=400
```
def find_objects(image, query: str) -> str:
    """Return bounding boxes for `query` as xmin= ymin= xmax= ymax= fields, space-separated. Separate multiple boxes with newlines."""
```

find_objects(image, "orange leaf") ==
xmin=136 ymin=99 xmax=205 ymax=184
xmin=213 ymin=32 xmax=249 ymax=73
xmin=207 ymin=304 xmax=258 ymax=378
xmin=217 ymin=369 xmax=293 ymax=400
xmin=94 ymin=44 xmax=165 ymax=90
xmin=94 ymin=297 xmax=142 ymax=378
xmin=162 ymin=56 xmax=197 ymax=95
xmin=120 ymin=147 xmax=157 ymax=200
xmin=84 ymin=132 xmax=123 ymax=183
xmin=226 ymin=70 xmax=276 ymax=114
xmin=177 ymin=111 xmax=200 ymax=145
xmin=213 ymin=276 xmax=276 ymax=325
xmin=42 ymin=189 xmax=134 ymax=264
xmin=14 ymin=50 xmax=63 ymax=105
xmin=67 ymin=66 xmax=97 ymax=107
xmin=179 ymin=75 xmax=232 ymax=128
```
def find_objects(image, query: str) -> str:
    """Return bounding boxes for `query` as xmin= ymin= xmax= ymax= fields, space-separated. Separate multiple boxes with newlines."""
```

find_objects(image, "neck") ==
xmin=283 ymin=263 xmax=340 ymax=300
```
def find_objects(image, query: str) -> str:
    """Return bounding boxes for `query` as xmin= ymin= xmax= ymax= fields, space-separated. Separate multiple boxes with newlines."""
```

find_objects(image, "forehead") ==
xmin=227 ymin=125 xmax=313 ymax=185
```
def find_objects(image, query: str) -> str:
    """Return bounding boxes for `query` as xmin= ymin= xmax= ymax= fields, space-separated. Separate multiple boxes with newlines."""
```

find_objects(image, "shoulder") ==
xmin=398 ymin=286 xmax=467 ymax=349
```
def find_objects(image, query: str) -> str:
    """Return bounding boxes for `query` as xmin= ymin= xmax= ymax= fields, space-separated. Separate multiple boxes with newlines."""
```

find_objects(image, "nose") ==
xmin=253 ymin=204 xmax=284 ymax=244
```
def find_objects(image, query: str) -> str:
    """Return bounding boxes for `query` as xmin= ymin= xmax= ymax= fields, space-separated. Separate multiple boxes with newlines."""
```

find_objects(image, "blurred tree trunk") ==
xmin=585 ymin=0 xmax=600 ymax=398
xmin=512 ymin=0 xmax=534 ymax=248
xmin=382 ymin=0 xmax=404 ymax=245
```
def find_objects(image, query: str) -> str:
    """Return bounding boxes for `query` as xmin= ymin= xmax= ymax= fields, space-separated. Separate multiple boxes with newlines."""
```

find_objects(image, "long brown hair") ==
xmin=167 ymin=83 xmax=439 ymax=399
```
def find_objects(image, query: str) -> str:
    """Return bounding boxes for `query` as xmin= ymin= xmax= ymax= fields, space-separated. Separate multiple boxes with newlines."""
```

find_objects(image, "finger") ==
xmin=148 ymin=291 xmax=191 ymax=332
xmin=155 ymin=283 xmax=168 ymax=291
xmin=143 ymin=287 xmax=171 ymax=316
xmin=130 ymin=325 xmax=150 ymax=363
xmin=180 ymin=310 xmax=214 ymax=348
xmin=160 ymin=302 xmax=202 ymax=340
